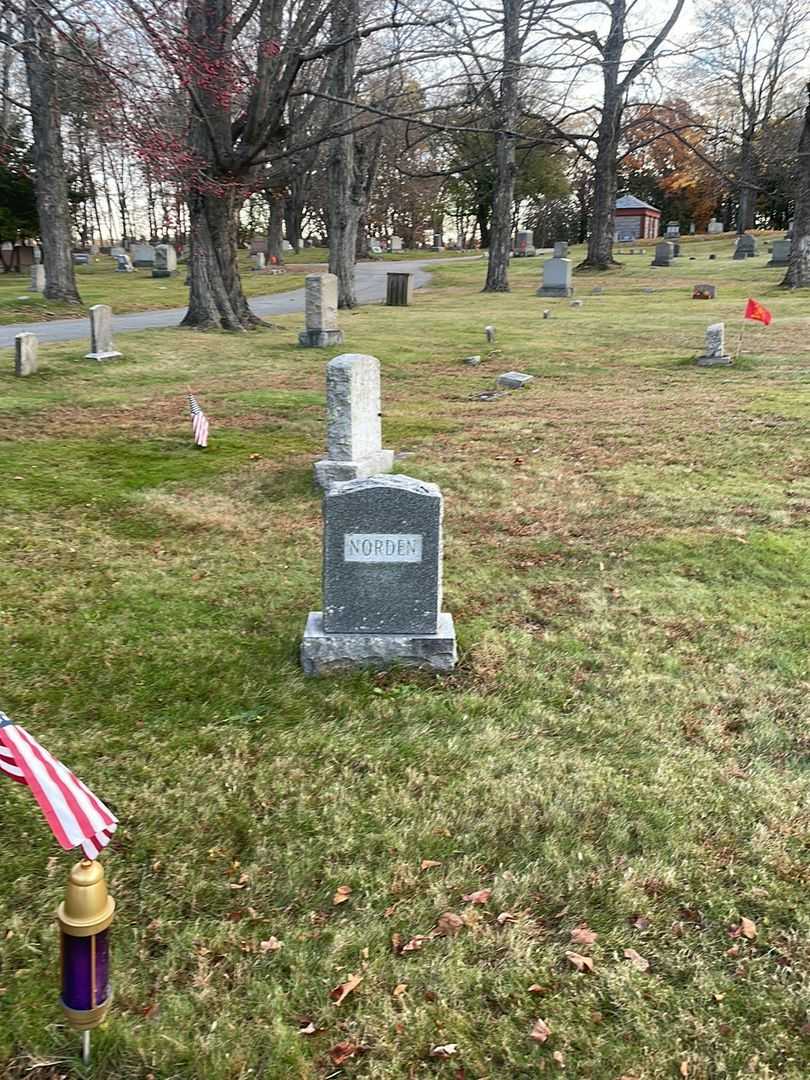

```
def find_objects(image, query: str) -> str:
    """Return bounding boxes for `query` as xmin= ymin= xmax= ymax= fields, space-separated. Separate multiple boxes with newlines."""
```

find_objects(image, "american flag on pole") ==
xmin=0 ymin=712 xmax=118 ymax=859
xmin=189 ymin=393 xmax=209 ymax=448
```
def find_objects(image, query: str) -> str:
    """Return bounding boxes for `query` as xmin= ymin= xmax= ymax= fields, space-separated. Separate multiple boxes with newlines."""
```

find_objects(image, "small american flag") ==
xmin=0 ymin=712 xmax=118 ymax=859
xmin=189 ymin=393 xmax=209 ymax=448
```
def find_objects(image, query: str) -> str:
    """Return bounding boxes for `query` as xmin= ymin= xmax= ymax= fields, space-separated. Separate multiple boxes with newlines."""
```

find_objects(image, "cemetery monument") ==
xmin=301 ymin=475 xmax=457 ymax=674
xmin=298 ymin=273 xmax=343 ymax=347
xmin=695 ymin=323 xmax=732 ymax=366
xmin=314 ymin=354 xmax=394 ymax=489
xmin=536 ymin=255 xmax=573 ymax=297
xmin=85 ymin=305 xmax=122 ymax=361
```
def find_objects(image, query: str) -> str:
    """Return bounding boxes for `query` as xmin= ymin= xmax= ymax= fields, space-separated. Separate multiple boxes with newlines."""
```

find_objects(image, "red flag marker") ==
xmin=744 ymin=298 xmax=772 ymax=325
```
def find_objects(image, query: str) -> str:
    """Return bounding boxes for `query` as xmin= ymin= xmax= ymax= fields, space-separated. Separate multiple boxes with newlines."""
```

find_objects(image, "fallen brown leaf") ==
xmin=393 ymin=983 xmax=408 ymax=997
xmin=259 ymin=937 xmax=282 ymax=953
xmin=332 ymin=885 xmax=352 ymax=905
xmin=553 ymin=1049 xmax=565 ymax=1067
xmin=740 ymin=916 xmax=757 ymax=940
xmin=623 ymin=948 xmax=650 ymax=972
xmin=570 ymin=925 xmax=597 ymax=946
xmin=435 ymin=912 xmax=464 ymax=937
xmin=530 ymin=1017 xmax=551 ymax=1043
xmin=420 ymin=859 xmax=442 ymax=871
xmin=329 ymin=1041 xmax=360 ymax=1065
xmin=298 ymin=1021 xmax=318 ymax=1035
xmin=565 ymin=951 xmax=595 ymax=973
xmin=330 ymin=972 xmax=363 ymax=1005
xmin=680 ymin=1061 xmax=689 ymax=1077
xmin=462 ymin=888 xmax=492 ymax=905
xmin=528 ymin=984 xmax=550 ymax=994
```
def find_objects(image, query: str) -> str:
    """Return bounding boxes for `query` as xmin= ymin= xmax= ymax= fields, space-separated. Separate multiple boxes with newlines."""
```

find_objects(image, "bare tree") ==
xmin=20 ymin=0 xmax=81 ymax=302
xmin=692 ymin=0 xmax=810 ymax=233
xmin=781 ymin=82 xmax=810 ymax=287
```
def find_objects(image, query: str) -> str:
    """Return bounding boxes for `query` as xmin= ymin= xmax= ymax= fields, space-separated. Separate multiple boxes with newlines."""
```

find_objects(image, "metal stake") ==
xmin=82 ymin=1030 xmax=91 ymax=1065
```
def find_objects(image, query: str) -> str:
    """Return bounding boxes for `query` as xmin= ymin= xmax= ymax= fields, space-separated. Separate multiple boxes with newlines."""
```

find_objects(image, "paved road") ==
xmin=0 ymin=255 xmax=483 ymax=348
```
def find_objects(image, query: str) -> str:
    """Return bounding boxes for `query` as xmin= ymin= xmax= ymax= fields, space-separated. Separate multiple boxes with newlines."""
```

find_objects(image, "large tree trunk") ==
xmin=483 ymin=0 xmax=520 ymax=292
xmin=580 ymin=1 xmax=624 ymax=270
xmin=266 ymin=190 xmax=285 ymax=266
xmin=181 ymin=0 xmax=257 ymax=330
xmin=326 ymin=0 xmax=361 ymax=308
xmin=182 ymin=190 xmax=259 ymax=330
xmin=22 ymin=2 xmax=81 ymax=304
xmin=781 ymin=85 xmax=810 ymax=289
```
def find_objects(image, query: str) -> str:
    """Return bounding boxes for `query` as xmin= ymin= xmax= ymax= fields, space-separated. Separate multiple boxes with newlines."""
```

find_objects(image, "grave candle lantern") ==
xmin=57 ymin=859 xmax=116 ymax=1032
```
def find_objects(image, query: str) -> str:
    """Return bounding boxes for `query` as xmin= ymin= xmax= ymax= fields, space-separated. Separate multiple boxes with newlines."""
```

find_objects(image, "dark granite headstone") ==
xmin=323 ymin=475 xmax=441 ymax=634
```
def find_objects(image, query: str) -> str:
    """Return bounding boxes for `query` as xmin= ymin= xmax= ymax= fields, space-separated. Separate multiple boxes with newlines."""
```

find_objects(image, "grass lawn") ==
xmin=1 ymin=232 xmax=809 ymax=1079
xmin=0 ymin=248 xmax=472 ymax=325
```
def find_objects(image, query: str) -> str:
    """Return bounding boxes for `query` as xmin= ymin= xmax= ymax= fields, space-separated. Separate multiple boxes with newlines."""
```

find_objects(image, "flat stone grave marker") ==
xmin=301 ymin=475 xmax=457 ymax=674
xmin=497 ymin=371 xmax=533 ymax=389
xmin=692 ymin=283 xmax=716 ymax=299
xmin=299 ymin=273 xmax=343 ymax=346
xmin=15 ymin=332 xmax=38 ymax=376
xmin=536 ymin=256 xmax=573 ymax=297
xmin=314 ymin=353 xmax=393 ymax=489
xmin=696 ymin=322 xmax=732 ymax=367
xmin=85 ymin=305 xmax=122 ymax=361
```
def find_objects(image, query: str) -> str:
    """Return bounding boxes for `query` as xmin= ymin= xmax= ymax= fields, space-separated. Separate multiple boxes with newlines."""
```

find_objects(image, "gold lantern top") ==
xmin=57 ymin=859 xmax=115 ymax=937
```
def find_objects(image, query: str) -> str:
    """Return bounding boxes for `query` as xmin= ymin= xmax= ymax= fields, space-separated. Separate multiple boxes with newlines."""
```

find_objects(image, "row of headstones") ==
xmin=13 ymin=305 xmax=120 ymax=374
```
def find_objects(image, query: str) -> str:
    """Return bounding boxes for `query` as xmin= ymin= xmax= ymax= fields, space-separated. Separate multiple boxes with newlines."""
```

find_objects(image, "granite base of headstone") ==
xmin=696 ymin=322 xmax=732 ymax=366
xmin=767 ymin=239 xmax=790 ymax=267
xmin=301 ymin=475 xmax=457 ymax=675
xmin=651 ymin=241 xmax=673 ymax=267
xmin=85 ymin=304 xmax=122 ymax=361
xmin=30 ymin=265 xmax=46 ymax=292
xmin=536 ymin=256 xmax=573 ymax=297
xmin=299 ymin=273 xmax=344 ymax=347
xmin=15 ymin=332 xmax=38 ymax=376
xmin=314 ymin=353 xmax=394 ymax=489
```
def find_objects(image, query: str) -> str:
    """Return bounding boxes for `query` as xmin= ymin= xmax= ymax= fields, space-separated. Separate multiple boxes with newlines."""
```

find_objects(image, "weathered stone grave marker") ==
xmin=152 ymin=244 xmax=177 ymax=278
xmin=30 ymin=264 xmax=45 ymax=292
xmin=692 ymin=283 xmax=716 ymax=299
xmin=651 ymin=241 xmax=673 ymax=267
xmin=314 ymin=353 xmax=394 ymax=489
xmin=696 ymin=323 xmax=732 ymax=366
xmin=537 ymin=256 xmax=573 ymax=297
xmin=301 ymin=475 xmax=457 ymax=674
xmin=85 ymin=305 xmax=122 ymax=361
xmin=497 ymin=371 xmax=533 ymax=389
xmin=767 ymin=239 xmax=791 ymax=267
xmin=299 ymin=273 xmax=343 ymax=346
xmin=15 ymin=332 xmax=38 ymax=376
xmin=553 ymin=241 xmax=569 ymax=258
xmin=734 ymin=234 xmax=757 ymax=260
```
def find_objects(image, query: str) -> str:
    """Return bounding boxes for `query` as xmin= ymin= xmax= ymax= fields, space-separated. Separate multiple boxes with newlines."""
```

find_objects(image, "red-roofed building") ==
xmin=614 ymin=195 xmax=661 ymax=241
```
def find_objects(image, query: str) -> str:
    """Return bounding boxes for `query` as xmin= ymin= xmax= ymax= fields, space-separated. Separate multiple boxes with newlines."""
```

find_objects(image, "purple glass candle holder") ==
xmin=62 ymin=928 xmax=109 ymax=1010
